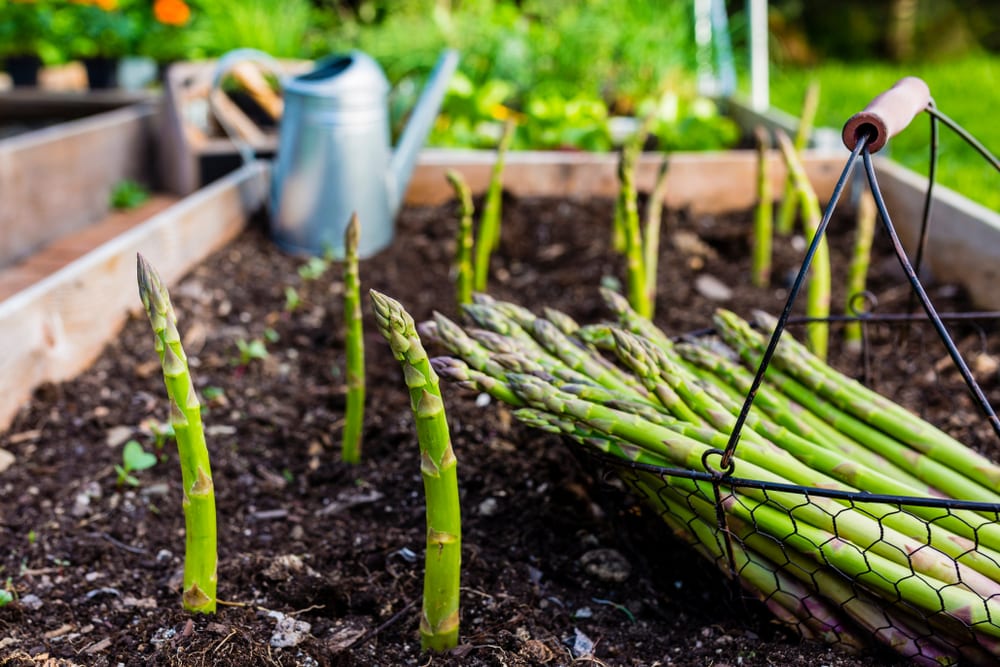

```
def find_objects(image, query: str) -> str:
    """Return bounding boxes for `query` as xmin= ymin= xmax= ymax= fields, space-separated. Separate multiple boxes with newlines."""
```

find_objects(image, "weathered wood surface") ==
xmin=0 ymin=162 xmax=268 ymax=430
xmin=407 ymin=149 xmax=847 ymax=213
xmin=0 ymin=103 xmax=156 ymax=268
xmin=874 ymin=158 xmax=1000 ymax=309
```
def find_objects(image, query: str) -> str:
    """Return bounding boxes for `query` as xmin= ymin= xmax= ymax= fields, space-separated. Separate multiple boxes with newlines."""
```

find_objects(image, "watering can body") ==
xmin=269 ymin=50 xmax=458 ymax=259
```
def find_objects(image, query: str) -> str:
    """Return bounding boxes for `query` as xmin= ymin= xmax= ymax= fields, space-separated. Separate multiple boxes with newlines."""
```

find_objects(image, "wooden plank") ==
xmin=0 ymin=196 xmax=178 ymax=301
xmin=0 ymin=161 xmax=269 ymax=430
xmin=406 ymin=148 xmax=848 ymax=213
xmin=0 ymin=89 xmax=155 ymax=120
xmin=874 ymin=158 xmax=1000 ymax=309
xmin=0 ymin=103 xmax=156 ymax=268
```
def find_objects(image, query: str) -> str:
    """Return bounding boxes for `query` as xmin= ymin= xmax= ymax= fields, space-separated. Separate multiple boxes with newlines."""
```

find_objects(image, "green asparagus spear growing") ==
xmin=446 ymin=170 xmax=475 ymax=306
xmin=752 ymin=126 xmax=773 ymax=287
xmin=136 ymin=254 xmax=217 ymax=614
xmin=342 ymin=213 xmax=365 ymax=464
xmin=776 ymin=129 xmax=830 ymax=360
xmin=618 ymin=139 xmax=650 ymax=318
xmin=370 ymin=290 xmax=461 ymax=651
xmin=775 ymin=80 xmax=820 ymax=235
xmin=844 ymin=190 xmax=877 ymax=350
xmin=643 ymin=158 xmax=670 ymax=314
xmin=474 ymin=119 xmax=515 ymax=291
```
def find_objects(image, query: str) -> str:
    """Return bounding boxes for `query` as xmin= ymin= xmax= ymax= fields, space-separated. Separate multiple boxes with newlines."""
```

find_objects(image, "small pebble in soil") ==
xmin=266 ymin=610 xmax=312 ymax=648
xmin=477 ymin=497 xmax=499 ymax=516
xmin=19 ymin=593 xmax=42 ymax=610
xmin=579 ymin=548 xmax=631 ymax=583
xmin=694 ymin=273 xmax=733 ymax=301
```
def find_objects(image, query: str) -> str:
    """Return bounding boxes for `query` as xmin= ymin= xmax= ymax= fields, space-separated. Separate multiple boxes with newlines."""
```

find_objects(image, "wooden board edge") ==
xmin=0 ymin=161 xmax=269 ymax=431
xmin=874 ymin=157 xmax=1000 ymax=309
xmin=407 ymin=148 xmax=848 ymax=213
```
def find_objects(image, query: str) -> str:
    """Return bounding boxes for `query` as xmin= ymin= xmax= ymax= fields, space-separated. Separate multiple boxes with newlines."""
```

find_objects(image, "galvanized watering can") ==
xmin=213 ymin=49 xmax=459 ymax=258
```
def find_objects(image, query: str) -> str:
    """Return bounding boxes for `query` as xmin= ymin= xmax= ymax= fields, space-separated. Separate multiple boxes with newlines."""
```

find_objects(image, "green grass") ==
xmin=768 ymin=55 xmax=999 ymax=211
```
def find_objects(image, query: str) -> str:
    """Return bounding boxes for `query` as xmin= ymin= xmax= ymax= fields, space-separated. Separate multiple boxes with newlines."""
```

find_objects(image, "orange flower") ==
xmin=154 ymin=0 xmax=190 ymax=26
xmin=95 ymin=0 xmax=118 ymax=9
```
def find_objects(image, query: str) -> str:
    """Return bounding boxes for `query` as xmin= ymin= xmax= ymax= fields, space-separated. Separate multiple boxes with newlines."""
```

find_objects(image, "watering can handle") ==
xmin=209 ymin=48 xmax=285 ymax=166
xmin=841 ymin=76 xmax=931 ymax=153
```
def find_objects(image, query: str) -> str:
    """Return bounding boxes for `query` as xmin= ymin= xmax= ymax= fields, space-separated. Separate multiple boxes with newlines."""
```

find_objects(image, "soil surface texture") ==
xmin=2 ymin=193 xmax=999 ymax=666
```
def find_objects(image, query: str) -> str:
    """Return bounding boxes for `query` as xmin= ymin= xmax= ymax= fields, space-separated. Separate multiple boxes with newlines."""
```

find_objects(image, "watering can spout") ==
xmin=388 ymin=49 xmax=459 ymax=216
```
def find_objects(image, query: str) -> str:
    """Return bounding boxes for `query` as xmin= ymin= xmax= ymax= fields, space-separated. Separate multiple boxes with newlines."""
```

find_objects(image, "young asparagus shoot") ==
xmin=752 ymin=126 xmax=773 ymax=288
xmin=115 ymin=439 xmax=158 ymax=487
xmin=342 ymin=213 xmax=366 ymax=464
xmin=136 ymin=253 xmax=217 ymax=614
xmin=473 ymin=119 xmax=516 ymax=291
xmin=445 ymin=170 xmax=475 ymax=306
xmin=775 ymin=80 xmax=820 ymax=235
xmin=643 ymin=158 xmax=670 ymax=317
xmin=617 ymin=135 xmax=650 ymax=318
xmin=775 ymin=129 xmax=831 ymax=361
xmin=844 ymin=190 xmax=877 ymax=351
xmin=370 ymin=290 xmax=461 ymax=651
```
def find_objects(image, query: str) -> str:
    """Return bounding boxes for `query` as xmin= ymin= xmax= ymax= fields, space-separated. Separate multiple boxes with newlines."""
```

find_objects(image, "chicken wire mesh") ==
xmin=579 ymin=79 xmax=1000 ymax=665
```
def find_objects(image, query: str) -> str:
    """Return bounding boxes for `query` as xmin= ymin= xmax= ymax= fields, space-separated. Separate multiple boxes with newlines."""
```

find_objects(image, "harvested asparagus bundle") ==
xmin=428 ymin=295 xmax=1000 ymax=664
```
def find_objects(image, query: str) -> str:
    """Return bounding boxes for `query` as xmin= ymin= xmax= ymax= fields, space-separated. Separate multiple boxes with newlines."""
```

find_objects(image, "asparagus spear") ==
xmin=617 ymin=138 xmax=650 ymax=317
xmin=370 ymin=291 xmax=461 ymax=651
xmin=137 ymin=254 xmax=217 ymax=614
xmin=445 ymin=170 xmax=475 ymax=306
xmin=775 ymin=80 xmax=820 ymax=236
xmin=727 ymin=309 xmax=1000 ymax=496
xmin=843 ymin=190 xmax=877 ymax=350
xmin=752 ymin=126 xmax=773 ymax=287
xmin=643 ymin=158 xmax=670 ymax=313
xmin=473 ymin=119 xmax=515 ymax=291
xmin=600 ymin=287 xmax=673 ymax=353
xmin=775 ymin=129 xmax=830 ymax=360
xmin=341 ymin=214 xmax=366 ymax=464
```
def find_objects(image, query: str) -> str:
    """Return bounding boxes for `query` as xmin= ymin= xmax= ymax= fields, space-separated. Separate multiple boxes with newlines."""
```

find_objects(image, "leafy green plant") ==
xmin=110 ymin=179 xmax=151 ymax=211
xmin=284 ymin=286 xmax=302 ymax=312
xmin=183 ymin=0 xmax=324 ymax=58
xmin=298 ymin=257 xmax=328 ymax=281
xmin=115 ymin=439 xmax=158 ymax=487
xmin=234 ymin=338 xmax=268 ymax=366
xmin=0 ymin=0 xmax=56 ymax=60
xmin=0 ymin=579 xmax=12 ymax=607
xmin=137 ymin=254 xmax=217 ymax=614
xmin=370 ymin=290 xmax=461 ymax=651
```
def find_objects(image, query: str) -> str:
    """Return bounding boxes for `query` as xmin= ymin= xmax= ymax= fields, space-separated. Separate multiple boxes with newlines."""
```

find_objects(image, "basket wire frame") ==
xmin=594 ymin=102 xmax=1000 ymax=664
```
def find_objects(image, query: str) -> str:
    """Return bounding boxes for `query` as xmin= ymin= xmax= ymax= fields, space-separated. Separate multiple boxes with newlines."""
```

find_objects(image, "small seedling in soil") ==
xmin=0 ymin=579 xmax=13 ymax=607
xmin=136 ymin=253 xmax=218 ymax=614
xmin=234 ymin=338 xmax=268 ymax=366
xmin=141 ymin=418 xmax=176 ymax=453
xmin=115 ymin=439 xmax=158 ymax=487
xmin=298 ymin=256 xmax=329 ymax=281
xmin=370 ymin=290 xmax=461 ymax=652
xmin=284 ymin=286 xmax=302 ymax=312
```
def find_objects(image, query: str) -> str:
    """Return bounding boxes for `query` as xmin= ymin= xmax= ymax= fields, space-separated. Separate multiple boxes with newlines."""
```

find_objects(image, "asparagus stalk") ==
xmin=775 ymin=129 xmax=830 ymax=360
xmin=445 ymin=170 xmax=475 ymax=306
xmin=844 ymin=190 xmax=878 ymax=350
xmin=775 ymin=80 xmax=820 ymax=235
xmin=136 ymin=254 xmax=217 ymax=614
xmin=643 ymin=158 xmax=670 ymax=313
xmin=752 ymin=126 xmax=773 ymax=288
xmin=473 ymin=119 xmax=515 ymax=291
xmin=370 ymin=291 xmax=461 ymax=651
xmin=600 ymin=287 xmax=673 ymax=353
xmin=341 ymin=214 xmax=366 ymax=464
xmin=618 ymin=139 xmax=650 ymax=318
xmin=734 ymin=309 xmax=1000 ymax=496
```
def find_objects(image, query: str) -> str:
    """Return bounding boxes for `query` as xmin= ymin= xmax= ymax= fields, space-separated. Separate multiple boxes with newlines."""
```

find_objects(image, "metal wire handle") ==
xmin=718 ymin=77 xmax=1000 ymax=475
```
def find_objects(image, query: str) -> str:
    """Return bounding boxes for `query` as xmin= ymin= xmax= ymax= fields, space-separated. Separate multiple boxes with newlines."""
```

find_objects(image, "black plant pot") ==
xmin=83 ymin=56 xmax=119 ymax=89
xmin=5 ymin=54 xmax=42 ymax=87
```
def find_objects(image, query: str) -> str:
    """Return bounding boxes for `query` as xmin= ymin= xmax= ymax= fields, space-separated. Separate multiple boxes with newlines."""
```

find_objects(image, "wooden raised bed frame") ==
xmin=0 ymin=146 xmax=996 ymax=433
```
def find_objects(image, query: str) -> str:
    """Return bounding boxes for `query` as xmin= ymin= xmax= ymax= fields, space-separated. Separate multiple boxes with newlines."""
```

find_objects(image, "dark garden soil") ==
xmin=2 ymin=193 xmax=1000 ymax=666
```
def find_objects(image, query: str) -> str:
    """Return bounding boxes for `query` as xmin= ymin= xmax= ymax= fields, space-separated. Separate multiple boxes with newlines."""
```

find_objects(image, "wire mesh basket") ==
xmin=582 ymin=78 xmax=1000 ymax=665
